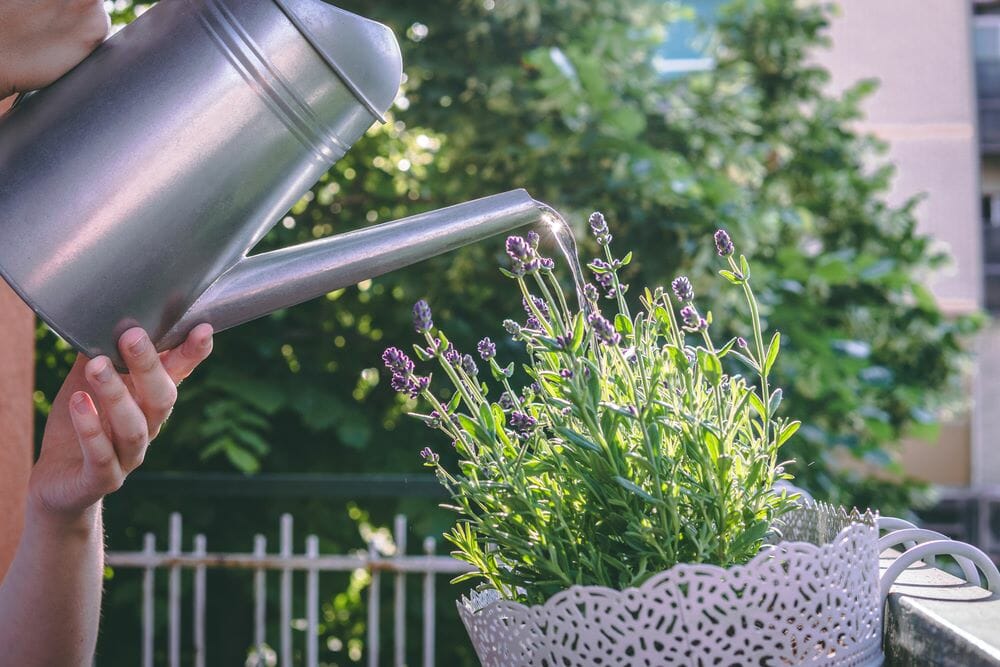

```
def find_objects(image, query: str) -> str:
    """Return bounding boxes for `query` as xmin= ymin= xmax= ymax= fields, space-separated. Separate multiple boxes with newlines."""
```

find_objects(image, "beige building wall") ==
xmin=813 ymin=1 xmax=987 ymax=486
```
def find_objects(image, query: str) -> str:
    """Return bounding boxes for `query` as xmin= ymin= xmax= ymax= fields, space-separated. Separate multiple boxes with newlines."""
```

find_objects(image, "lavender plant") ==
xmin=383 ymin=216 xmax=799 ymax=605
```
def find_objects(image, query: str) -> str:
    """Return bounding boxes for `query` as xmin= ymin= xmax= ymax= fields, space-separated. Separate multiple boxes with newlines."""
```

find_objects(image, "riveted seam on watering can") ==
xmin=195 ymin=0 xmax=350 ymax=163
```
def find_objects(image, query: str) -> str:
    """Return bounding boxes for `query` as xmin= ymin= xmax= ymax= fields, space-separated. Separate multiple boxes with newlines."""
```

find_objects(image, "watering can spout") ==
xmin=159 ymin=189 xmax=546 ymax=349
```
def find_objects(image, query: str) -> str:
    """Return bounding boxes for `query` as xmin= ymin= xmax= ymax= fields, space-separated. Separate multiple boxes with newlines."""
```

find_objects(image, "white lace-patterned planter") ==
xmin=459 ymin=504 xmax=884 ymax=667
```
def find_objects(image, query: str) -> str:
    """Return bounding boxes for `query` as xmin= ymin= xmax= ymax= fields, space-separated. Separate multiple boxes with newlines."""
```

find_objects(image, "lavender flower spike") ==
xmin=509 ymin=411 xmax=538 ymax=436
xmin=588 ymin=313 xmax=621 ymax=345
xmin=413 ymin=299 xmax=434 ymax=333
xmin=382 ymin=347 xmax=415 ymax=375
xmin=506 ymin=235 xmax=532 ymax=263
xmin=526 ymin=230 xmax=540 ymax=250
xmin=419 ymin=447 xmax=440 ymax=464
xmin=589 ymin=211 xmax=612 ymax=246
xmin=461 ymin=354 xmax=479 ymax=376
xmin=714 ymin=229 xmax=734 ymax=257
xmin=680 ymin=305 xmax=707 ymax=331
xmin=477 ymin=337 xmax=496 ymax=360
xmin=671 ymin=276 xmax=694 ymax=303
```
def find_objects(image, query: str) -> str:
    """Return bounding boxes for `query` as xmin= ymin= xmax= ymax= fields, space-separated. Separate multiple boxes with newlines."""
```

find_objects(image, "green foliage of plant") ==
xmin=383 ymin=225 xmax=797 ymax=604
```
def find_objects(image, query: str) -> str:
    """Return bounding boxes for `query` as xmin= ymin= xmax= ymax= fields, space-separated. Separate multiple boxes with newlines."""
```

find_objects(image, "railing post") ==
xmin=422 ymin=537 xmax=436 ymax=667
xmin=280 ymin=514 xmax=293 ymax=667
xmin=394 ymin=515 xmax=407 ymax=667
xmin=367 ymin=541 xmax=380 ymax=667
xmin=142 ymin=533 xmax=156 ymax=667
xmin=168 ymin=513 xmax=182 ymax=667
xmin=193 ymin=534 xmax=207 ymax=667
xmin=253 ymin=534 xmax=267 ymax=665
xmin=306 ymin=535 xmax=319 ymax=667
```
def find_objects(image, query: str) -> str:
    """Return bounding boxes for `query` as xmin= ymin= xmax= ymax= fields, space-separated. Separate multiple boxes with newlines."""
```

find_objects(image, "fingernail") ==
xmin=94 ymin=360 xmax=113 ymax=383
xmin=71 ymin=392 xmax=89 ymax=413
xmin=128 ymin=332 xmax=149 ymax=356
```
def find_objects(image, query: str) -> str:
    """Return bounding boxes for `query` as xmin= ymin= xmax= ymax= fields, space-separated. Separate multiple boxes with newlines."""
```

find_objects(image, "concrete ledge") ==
xmin=882 ymin=553 xmax=1000 ymax=666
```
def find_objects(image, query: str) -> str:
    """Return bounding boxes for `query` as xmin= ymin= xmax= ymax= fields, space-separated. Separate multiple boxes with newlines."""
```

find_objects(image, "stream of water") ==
xmin=538 ymin=204 xmax=589 ymax=314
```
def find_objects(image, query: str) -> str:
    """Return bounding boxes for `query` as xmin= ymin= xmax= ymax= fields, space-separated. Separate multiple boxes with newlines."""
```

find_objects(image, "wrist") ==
xmin=25 ymin=492 xmax=101 ymax=541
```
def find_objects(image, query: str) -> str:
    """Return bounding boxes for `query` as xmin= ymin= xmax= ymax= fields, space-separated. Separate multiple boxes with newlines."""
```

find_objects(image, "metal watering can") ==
xmin=0 ymin=0 xmax=545 ymax=367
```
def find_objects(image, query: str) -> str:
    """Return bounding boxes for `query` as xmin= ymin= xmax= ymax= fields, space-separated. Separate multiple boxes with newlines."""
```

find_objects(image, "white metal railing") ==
xmin=103 ymin=513 xmax=473 ymax=667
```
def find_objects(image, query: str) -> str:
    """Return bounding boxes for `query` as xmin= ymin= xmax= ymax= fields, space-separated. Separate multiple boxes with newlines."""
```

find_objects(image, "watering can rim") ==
xmin=272 ymin=0 xmax=399 ymax=123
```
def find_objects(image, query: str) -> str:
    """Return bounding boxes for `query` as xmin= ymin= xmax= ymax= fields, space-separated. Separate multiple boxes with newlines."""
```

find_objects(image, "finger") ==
xmin=69 ymin=391 xmax=123 ymax=496
xmin=118 ymin=327 xmax=177 ymax=437
xmin=160 ymin=323 xmax=214 ymax=385
xmin=85 ymin=356 xmax=149 ymax=473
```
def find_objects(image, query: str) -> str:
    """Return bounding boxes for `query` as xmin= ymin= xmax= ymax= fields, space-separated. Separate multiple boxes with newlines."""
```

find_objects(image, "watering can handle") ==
xmin=878 ymin=520 xmax=1000 ymax=601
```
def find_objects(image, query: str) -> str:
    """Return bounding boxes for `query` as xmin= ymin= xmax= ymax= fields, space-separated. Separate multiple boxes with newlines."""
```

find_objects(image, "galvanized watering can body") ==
xmin=0 ymin=0 xmax=543 ymax=366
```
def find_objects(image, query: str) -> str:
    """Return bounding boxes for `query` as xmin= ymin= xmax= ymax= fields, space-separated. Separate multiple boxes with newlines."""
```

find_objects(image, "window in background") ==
xmin=653 ymin=0 xmax=725 ymax=76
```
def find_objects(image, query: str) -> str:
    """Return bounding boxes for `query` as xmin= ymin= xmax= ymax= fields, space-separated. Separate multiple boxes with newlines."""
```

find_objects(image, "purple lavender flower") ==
xmin=413 ymin=299 xmax=433 ymax=333
xmin=679 ymin=306 xmax=708 ymax=332
xmin=505 ymin=235 xmax=537 ymax=274
xmin=407 ymin=375 xmax=430 ymax=398
xmin=498 ymin=391 xmax=515 ymax=411
xmin=477 ymin=337 xmax=496 ymax=360
xmin=671 ymin=276 xmax=694 ymax=302
xmin=524 ymin=316 xmax=541 ymax=330
xmin=509 ymin=411 xmax=538 ymax=436
xmin=714 ymin=229 xmax=734 ymax=257
xmin=584 ymin=283 xmax=599 ymax=303
xmin=539 ymin=257 xmax=555 ymax=271
xmin=737 ymin=337 xmax=748 ymax=349
xmin=680 ymin=305 xmax=699 ymax=329
xmin=527 ymin=230 xmax=540 ymax=250
xmin=427 ymin=411 xmax=443 ymax=429
xmin=461 ymin=354 xmax=479 ymax=376
xmin=503 ymin=319 xmax=521 ymax=336
xmin=522 ymin=295 xmax=550 ymax=319
xmin=530 ymin=382 xmax=541 ymax=394
xmin=419 ymin=447 xmax=440 ymax=464
xmin=560 ymin=368 xmax=573 ymax=379
xmin=390 ymin=373 xmax=410 ymax=394
xmin=594 ymin=271 xmax=614 ymax=295
xmin=506 ymin=235 xmax=531 ymax=262
xmin=589 ymin=211 xmax=612 ymax=246
xmin=382 ymin=347 xmax=414 ymax=375
xmin=588 ymin=313 xmax=621 ymax=345
xmin=443 ymin=347 xmax=461 ymax=366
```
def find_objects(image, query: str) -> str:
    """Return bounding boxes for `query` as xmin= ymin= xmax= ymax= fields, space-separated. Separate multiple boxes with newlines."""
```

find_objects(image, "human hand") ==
xmin=29 ymin=325 xmax=213 ymax=522
xmin=0 ymin=0 xmax=111 ymax=99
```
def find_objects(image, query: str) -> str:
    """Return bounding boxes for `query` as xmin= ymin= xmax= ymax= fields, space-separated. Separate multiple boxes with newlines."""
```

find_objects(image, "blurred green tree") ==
xmin=31 ymin=0 xmax=980 ymax=663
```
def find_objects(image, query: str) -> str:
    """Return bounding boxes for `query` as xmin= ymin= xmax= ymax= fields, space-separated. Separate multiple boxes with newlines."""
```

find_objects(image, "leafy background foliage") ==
xmin=30 ymin=0 xmax=978 ymax=663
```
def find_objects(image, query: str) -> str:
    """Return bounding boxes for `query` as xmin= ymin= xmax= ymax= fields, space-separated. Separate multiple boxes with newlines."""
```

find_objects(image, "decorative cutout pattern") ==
xmin=458 ymin=505 xmax=883 ymax=666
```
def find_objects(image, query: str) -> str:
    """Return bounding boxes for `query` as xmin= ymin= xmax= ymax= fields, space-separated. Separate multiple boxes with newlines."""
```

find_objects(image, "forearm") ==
xmin=0 ymin=500 xmax=104 ymax=667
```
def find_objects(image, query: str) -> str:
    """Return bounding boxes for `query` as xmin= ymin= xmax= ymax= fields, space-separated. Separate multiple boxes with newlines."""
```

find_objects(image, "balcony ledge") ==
xmin=882 ymin=553 xmax=1000 ymax=665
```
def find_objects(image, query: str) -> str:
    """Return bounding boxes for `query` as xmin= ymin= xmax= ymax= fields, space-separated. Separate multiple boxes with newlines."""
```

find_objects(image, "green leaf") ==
xmin=613 ymin=476 xmax=661 ymax=504
xmin=768 ymin=388 xmax=783 ymax=414
xmin=739 ymin=255 xmax=750 ymax=281
xmin=413 ymin=344 xmax=433 ymax=361
xmin=619 ymin=251 xmax=633 ymax=266
xmin=224 ymin=445 xmax=260 ymax=474
xmin=697 ymin=349 xmax=723 ymax=386
xmin=764 ymin=332 xmax=780 ymax=375
xmin=570 ymin=312 xmax=585 ymax=352
xmin=776 ymin=421 xmax=801 ymax=447
xmin=555 ymin=426 xmax=602 ymax=453
xmin=614 ymin=313 xmax=633 ymax=336
xmin=747 ymin=390 xmax=767 ymax=417
xmin=718 ymin=269 xmax=743 ymax=285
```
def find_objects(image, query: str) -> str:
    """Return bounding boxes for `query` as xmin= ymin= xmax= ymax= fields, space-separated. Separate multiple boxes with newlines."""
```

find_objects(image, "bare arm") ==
xmin=0 ymin=326 xmax=213 ymax=666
